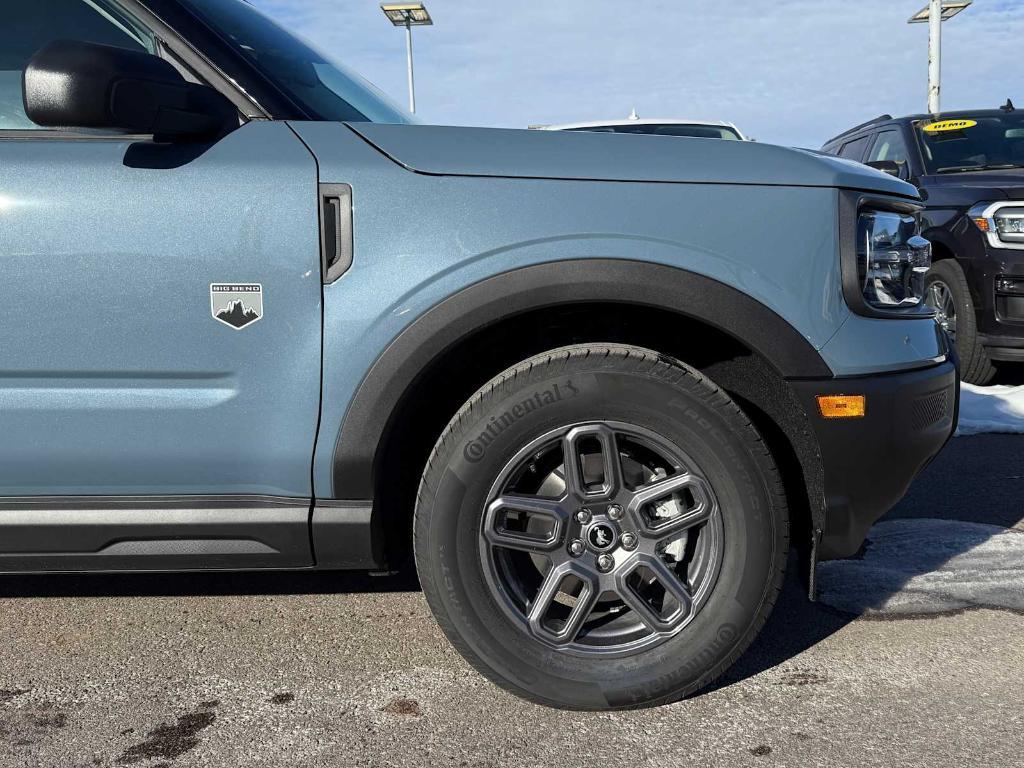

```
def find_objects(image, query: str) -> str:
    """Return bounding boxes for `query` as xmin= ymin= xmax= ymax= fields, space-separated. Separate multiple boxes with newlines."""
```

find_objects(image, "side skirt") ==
xmin=0 ymin=495 xmax=314 ymax=573
xmin=310 ymin=500 xmax=381 ymax=570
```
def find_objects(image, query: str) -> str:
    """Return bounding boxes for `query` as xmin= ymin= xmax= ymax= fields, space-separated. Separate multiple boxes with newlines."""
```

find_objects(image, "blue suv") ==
xmin=0 ymin=0 xmax=956 ymax=709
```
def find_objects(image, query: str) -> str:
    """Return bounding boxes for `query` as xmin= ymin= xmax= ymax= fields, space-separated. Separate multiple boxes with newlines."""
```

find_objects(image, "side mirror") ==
xmin=865 ymin=160 xmax=902 ymax=178
xmin=23 ymin=40 xmax=237 ymax=142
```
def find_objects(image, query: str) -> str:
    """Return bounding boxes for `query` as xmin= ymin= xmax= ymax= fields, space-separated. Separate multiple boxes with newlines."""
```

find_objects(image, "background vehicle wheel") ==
xmin=414 ymin=344 xmax=788 ymax=709
xmin=925 ymin=259 xmax=995 ymax=385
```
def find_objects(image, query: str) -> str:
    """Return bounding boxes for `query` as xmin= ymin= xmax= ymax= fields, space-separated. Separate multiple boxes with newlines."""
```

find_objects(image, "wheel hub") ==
xmin=584 ymin=519 xmax=618 ymax=552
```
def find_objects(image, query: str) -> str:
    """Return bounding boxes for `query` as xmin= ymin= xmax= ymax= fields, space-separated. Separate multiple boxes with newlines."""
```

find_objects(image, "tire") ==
xmin=925 ymin=259 xmax=995 ymax=385
xmin=414 ymin=344 xmax=788 ymax=710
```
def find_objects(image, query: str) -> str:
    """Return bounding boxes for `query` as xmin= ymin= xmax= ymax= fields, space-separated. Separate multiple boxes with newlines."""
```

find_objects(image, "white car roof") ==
xmin=532 ymin=118 xmax=746 ymax=139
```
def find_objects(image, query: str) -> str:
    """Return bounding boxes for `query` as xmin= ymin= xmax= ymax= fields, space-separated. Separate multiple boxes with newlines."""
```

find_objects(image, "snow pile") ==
xmin=956 ymin=382 xmax=1024 ymax=436
xmin=817 ymin=518 xmax=1024 ymax=616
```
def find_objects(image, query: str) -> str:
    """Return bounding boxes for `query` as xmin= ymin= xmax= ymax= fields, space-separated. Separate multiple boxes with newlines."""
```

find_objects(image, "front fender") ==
xmin=327 ymin=258 xmax=833 ymax=499
xmin=289 ymin=121 xmax=848 ymax=497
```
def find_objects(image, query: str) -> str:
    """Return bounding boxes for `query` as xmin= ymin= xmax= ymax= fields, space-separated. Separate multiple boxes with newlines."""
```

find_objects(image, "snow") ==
xmin=955 ymin=382 xmax=1024 ymax=436
xmin=817 ymin=519 xmax=1024 ymax=616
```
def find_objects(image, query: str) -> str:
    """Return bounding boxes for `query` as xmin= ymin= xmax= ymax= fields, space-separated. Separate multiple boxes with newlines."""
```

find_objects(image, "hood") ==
xmin=346 ymin=123 xmax=918 ymax=197
xmin=923 ymin=169 xmax=1024 ymax=201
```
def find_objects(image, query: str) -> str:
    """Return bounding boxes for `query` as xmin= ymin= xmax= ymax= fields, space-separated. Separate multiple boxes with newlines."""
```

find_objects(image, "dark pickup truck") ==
xmin=823 ymin=105 xmax=1024 ymax=384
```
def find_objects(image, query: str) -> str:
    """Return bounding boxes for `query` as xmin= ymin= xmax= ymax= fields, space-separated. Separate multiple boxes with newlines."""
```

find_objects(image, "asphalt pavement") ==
xmin=0 ymin=404 xmax=1021 ymax=767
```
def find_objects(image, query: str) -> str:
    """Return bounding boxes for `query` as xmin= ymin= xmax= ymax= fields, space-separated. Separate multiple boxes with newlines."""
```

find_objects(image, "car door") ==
xmin=0 ymin=1 xmax=322 ymax=507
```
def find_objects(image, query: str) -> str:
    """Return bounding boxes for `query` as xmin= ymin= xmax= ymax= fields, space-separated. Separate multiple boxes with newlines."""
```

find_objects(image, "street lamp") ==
xmin=380 ymin=3 xmax=433 ymax=114
xmin=908 ymin=1 xmax=972 ymax=114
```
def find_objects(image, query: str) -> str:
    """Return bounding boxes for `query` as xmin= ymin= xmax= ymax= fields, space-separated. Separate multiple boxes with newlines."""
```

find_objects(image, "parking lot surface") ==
xmin=1 ymin=433 xmax=1021 ymax=768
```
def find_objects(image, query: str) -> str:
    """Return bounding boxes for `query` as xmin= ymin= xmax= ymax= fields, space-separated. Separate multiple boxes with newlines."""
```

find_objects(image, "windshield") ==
xmin=177 ymin=0 xmax=412 ymax=124
xmin=569 ymin=124 xmax=741 ymax=140
xmin=915 ymin=113 xmax=1024 ymax=173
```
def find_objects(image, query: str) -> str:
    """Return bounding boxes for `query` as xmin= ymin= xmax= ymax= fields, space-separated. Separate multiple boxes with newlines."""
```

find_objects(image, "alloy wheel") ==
xmin=926 ymin=279 xmax=957 ymax=340
xmin=479 ymin=421 xmax=724 ymax=658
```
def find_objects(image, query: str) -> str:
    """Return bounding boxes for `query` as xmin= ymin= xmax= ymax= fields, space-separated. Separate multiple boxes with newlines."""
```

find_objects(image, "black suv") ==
xmin=823 ymin=106 xmax=1024 ymax=384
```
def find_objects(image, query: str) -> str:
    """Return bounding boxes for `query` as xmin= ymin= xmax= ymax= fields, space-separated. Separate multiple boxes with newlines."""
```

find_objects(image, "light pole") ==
xmin=380 ymin=3 xmax=433 ymax=114
xmin=908 ymin=1 xmax=972 ymax=114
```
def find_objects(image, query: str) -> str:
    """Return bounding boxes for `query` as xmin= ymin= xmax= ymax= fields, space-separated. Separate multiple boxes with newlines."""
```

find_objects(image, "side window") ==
xmin=0 ymin=0 xmax=155 ymax=131
xmin=838 ymin=135 xmax=871 ymax=162
xmin=868 ymin=129 xmax=911 ymax=178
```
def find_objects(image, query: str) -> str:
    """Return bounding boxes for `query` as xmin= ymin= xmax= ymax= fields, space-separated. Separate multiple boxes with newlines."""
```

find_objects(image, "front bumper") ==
xmin=790 ymin=359 xmax=959 ymax=560
xmin=973 ymin=245 xmax=1024 ymax=353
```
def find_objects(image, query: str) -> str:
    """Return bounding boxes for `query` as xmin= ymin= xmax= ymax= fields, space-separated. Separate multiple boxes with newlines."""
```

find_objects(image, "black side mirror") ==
xmin=864 ymin=160 xmax=902 ymax=178
xmin=23 ymin=40 xmax=237 ymax=142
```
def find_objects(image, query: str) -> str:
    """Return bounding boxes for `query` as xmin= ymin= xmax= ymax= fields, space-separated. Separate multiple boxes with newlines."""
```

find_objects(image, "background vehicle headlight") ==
xmin=970 ymin=202 xmax=1024 ymax=247
xmin=856 ymin=209 xmax=932 ymax=309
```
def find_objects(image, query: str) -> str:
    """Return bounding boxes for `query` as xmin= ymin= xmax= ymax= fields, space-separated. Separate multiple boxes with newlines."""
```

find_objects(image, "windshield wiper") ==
xmin=936 ymin=163 xmax=1023 ymax=173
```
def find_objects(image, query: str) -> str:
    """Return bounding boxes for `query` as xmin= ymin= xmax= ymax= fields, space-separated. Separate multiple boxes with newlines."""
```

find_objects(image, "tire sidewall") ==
xmin=926 ymin=261 xmax=974 ymax=347
xmin=417 ymin=357 xmax=783 ymax=709
xmin=926 ymin=259 xmax=995 ymax=385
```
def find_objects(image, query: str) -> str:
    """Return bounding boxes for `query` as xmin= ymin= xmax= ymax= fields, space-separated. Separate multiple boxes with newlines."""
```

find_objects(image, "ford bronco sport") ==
xmin=0 ymin=0 xmax=957 ymax=709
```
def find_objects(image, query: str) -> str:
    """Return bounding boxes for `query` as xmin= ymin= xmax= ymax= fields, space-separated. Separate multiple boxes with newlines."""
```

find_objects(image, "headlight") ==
xmin=970 ymin=202 xmax=1024 ymax=249
xmin=856 ymin=209 xmax=932 ymax=309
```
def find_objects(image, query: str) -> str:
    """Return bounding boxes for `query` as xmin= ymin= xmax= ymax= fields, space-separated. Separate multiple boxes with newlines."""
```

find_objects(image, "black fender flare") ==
xmin=331 ymin=258 xmax=832 ymax=498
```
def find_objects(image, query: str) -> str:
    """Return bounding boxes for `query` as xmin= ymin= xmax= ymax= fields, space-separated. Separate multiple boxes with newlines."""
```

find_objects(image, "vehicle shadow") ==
xmin=0 ymin=564 xmax=420 ymax=599
xmin=707 ymin=556 xmax=855 ymax=692
xmin=0 ymin=434 xmax=1019 ymax=693
xmin=713 ymin=430 xmax=1024 ymax=690
xmin=993 ymin=361 xmax=1024 ymax=386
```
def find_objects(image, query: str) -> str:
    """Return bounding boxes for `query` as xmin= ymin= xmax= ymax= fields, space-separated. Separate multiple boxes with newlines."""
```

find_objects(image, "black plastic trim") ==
xmin=310 ymin=500 xmax=382 ymax=569
xmin=134 ymin=0 xmax=305 ymax=120
xmin=329 ymin=258 xmax=834 ymax=499
xmin=0 ymin=494 xmax=305 ymax=509
xmin=113 ymin=0 xmax=266 ymax=119
xmin=0 ymin=495 xmax=313 ymax=573
xmin=318 ymin=183 xmax=354 ymax=283
xmin=790 ymin=359 xmax=958 ymax=560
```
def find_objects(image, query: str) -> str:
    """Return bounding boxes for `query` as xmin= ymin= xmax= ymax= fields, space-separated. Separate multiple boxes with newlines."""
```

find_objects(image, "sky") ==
xmin=250 ymin=0 xmax=1024 ymax=148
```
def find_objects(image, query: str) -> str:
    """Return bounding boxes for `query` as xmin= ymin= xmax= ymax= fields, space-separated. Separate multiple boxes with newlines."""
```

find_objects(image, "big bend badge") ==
xmin=210 ymin=283 xmax=263 ymax=330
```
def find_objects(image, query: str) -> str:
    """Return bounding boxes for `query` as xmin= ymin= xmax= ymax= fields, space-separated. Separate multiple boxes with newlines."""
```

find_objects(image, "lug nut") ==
xmin=620 ymin=532 xmax=638 ymax=550
xmin=575 ymin=507 xmax=592 ymax=524
xmin=607 ymin=504 xmax=623 ymax=521
xmin=596 ymin=553 xmax=615 ymax=572
xmin=568 ymin=539 xmax=585 ymax=557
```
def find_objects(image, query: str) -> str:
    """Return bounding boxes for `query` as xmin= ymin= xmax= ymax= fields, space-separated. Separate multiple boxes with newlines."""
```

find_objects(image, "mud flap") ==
xmin=808 ymin=526 xmax=822 ymax=601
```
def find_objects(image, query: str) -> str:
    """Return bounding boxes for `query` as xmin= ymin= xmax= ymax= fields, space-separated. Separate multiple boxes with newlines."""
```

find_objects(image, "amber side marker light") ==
xmin=817 ymin=395 xmax=866 ymax=419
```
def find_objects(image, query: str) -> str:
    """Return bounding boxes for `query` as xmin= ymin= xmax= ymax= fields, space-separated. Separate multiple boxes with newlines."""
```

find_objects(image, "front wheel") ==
xmin=414 ymin=344 xmax=788 ymax=709
xmin=925 ymin=259 xmax=995 ymax=385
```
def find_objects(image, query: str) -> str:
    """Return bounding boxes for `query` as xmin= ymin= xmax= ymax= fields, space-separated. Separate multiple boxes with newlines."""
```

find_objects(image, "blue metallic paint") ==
xmin=0 ymin=116 xmax=942 ymax=500
xmin=0 ymin=121 xmax=322 ymax=496
xmin=287 ymin=122 xmax=942 ymax=497
xmin=348 ymin=123 xmax=919 ymax=194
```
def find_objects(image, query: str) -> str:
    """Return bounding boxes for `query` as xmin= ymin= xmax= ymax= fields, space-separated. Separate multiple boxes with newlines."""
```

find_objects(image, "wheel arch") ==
xmin=327 ymin=259 xmax=831 ymax=567
xmin=928 ymin=237 xmax=957 ymax=261
xmin=923 ymin=234 xmax=978 ymax=305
